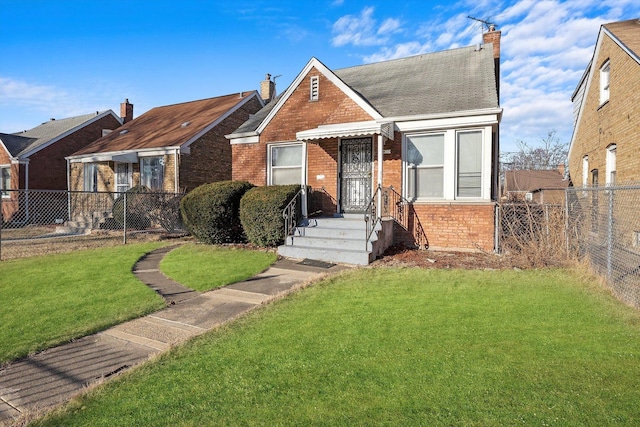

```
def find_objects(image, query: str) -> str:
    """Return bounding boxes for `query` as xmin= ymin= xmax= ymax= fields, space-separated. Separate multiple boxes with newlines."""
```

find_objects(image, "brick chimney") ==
xmin=260 ymin=74 xmax=276 ymax=103
xmin=483 ymin=25 xmax=501 ymax=103
xmin=120 ymin=99 xmax=133 ymax=123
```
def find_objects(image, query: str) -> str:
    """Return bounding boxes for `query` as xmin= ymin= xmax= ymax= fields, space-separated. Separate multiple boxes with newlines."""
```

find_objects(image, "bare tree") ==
xmin=501 ymin=130 xmax=568 ymax=171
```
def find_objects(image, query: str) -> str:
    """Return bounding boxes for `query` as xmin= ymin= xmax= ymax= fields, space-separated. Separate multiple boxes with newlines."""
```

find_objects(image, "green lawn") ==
xmin=0 ymin=243 xmax=167 ymax=364
xmin=160 ymin=244 xmax=277 ymax=291
xmin=34 ymin=268 xmax=640 ymax=426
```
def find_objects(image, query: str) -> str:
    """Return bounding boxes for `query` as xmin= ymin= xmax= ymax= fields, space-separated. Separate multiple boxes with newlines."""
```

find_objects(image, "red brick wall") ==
xmin=28 ymin=114 xmax=122 ymax=190
xmin=397 ymin=203 xmax=495 ymax=251
xmin=232 ymin=67 xmax=374 ymax=186
xmin=181 ymin=96 xmax=263 ymax=192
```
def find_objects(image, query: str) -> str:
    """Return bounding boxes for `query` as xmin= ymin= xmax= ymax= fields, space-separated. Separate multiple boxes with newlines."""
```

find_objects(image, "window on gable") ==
xmin=310 ymin=76 xmax=319 ymax=101
xmin=140 ymin=157 xmax=164 ymax=191
xmin=83 ymin=163 xmax=98 ymax=192
xmin=1 ymin=166 xmax=10 ymax=197
xmin=600 ymin=60 xmax=610 ymax=105
xmin=269 ymin=143 xmax=303 ymax=185
xmin=606 ymin=144 xmax=616 ymax=185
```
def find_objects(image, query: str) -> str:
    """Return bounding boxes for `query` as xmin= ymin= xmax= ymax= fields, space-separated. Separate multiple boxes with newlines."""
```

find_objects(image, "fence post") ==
xmin=494 ymin=203 xmax=500 ymax=254
xmin=564 ymin=189 xmax=569 ymax=256
xmin=606 ymin=187 xmax=614 ymax=280
xmin=0 ymin=197 xmax=3 ymax=261
xmin=123 ymin=191 xmax=127 ymax=245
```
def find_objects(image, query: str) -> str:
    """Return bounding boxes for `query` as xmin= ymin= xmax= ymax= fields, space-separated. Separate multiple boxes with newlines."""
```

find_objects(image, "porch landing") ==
xmin=277 ymin=214 xmax=392 ymax=266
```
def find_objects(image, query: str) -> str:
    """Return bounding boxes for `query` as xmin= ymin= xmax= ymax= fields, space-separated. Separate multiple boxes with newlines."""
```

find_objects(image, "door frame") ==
xmin=115 ymin=162 xmax=132 ymax=193
xmin=337 ymin=137 xmax=374 ymax=213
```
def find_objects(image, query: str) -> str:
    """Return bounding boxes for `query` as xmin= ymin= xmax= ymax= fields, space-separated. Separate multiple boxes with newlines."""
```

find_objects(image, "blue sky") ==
xmin=1 ymin=0 xmax=639 ymax=153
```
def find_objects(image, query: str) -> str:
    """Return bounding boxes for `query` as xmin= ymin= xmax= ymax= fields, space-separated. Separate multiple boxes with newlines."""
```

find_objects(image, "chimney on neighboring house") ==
xmin=260 ymin=74 xmax=276 ymax=103
xmin=120 ymin=99 xmax=133 ymax=123
xmin=483 ymin=24 xmax=501 ymax=102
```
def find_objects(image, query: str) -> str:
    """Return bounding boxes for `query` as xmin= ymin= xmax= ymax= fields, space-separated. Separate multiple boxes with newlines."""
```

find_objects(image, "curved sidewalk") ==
xmin=0 ymin=247 xmax=347 ymax=425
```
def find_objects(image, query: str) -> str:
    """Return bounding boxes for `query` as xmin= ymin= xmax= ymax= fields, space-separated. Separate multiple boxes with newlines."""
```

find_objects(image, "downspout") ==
xmin=174 ymin=148 xmax=179 ymax=193
xmin=66 ymin=159 xmax=71 ymax=221
xmin=377 ymin=134 xmax=384 ymax=216
xmin=301 ymin=141 xmax=308 ymax=218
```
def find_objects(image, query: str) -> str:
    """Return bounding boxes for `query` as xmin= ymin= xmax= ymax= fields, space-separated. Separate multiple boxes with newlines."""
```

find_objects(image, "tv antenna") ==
xmin=467 ymin=15 xmax=497 ymax=33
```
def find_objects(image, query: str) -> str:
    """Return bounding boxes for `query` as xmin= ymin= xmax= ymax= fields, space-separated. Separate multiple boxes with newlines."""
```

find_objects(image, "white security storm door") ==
xmin=340 ymin=137 xmax=373 ymax=213
xmin=115 ymin=162 xmax=132 ymax=193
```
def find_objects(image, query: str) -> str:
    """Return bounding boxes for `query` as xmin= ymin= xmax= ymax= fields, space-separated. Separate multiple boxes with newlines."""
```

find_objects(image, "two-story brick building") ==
xmin=568 ymin=18 xmax=640 ymax=186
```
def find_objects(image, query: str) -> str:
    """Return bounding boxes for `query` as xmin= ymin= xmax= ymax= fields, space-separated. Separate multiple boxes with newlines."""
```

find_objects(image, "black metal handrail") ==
xmin=364 ymin=185 xmax=382 ymax=250
xmin=385 ymin=186 xmax=428 ymax=249
xmin=282 ymin=187 xmax=304 ymax=240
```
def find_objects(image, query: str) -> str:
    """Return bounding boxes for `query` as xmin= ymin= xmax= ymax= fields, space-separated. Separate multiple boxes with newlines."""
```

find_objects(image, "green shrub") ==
xmin=180 ymin=180 xmax=254 ymax=244
xmin=112 ymin=185 xmax=152 ymax=229
xmin=240 ymin=185 xmax=301 ymax=247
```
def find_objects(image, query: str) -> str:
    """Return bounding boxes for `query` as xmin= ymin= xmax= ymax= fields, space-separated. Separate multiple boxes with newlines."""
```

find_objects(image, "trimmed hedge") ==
xmin=180 ymin=180 xmax=254 ymax=244
xmin=240 ymin=184 xmax=301 ymax=247
xmin=112 ymin=185 xmax=152 ymax=229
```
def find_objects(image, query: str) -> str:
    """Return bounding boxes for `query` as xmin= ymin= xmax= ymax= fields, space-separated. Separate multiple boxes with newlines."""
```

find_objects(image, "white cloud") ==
xmin=362 ymin=41 xmax=431 ymax=63
xmin=332 ymin=7 xmax=402 ymax=47
xmin=0 ymin=77 xmax=68 ymax=108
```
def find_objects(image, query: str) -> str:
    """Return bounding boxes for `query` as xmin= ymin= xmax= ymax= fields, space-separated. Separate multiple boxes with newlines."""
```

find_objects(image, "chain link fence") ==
xmin=498 ymin=185 xmax=640 ymax=309
xmin=0 ymin=189 xmax=185 ymax=260
xmin=566 ymin=185 xmax=640 ymax=308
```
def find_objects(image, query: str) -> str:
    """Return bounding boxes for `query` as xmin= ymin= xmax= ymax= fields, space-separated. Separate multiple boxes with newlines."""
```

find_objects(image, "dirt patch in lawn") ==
xmin=372 ymin=244 xmax=534 ymax=270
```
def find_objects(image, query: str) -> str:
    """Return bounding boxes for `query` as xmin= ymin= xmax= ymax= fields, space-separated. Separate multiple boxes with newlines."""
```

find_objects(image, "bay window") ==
xmin=404 ymin=128 xmax=487 ymax=201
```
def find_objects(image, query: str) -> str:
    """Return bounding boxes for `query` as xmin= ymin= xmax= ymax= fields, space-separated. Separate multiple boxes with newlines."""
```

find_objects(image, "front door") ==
xmin=115 ymin=162 xmax=132 ymax=193
xmin=340 ymin=137 xmax=373 ymax=213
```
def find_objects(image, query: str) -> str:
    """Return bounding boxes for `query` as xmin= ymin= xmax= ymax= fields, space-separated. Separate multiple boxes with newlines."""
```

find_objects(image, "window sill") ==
xmin=597 ymin=100 xmax=609 ymax=110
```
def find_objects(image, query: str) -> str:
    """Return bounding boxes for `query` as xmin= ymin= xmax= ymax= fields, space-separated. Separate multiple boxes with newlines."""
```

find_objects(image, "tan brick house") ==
xmin=67 ymin=92 xmax=264 ymax=194
xmin=1 ymin=111 xmax=123 ymax=222
xmin=568 ymin=18 xmax=640 ymax=186
xmin=227 ymin=28 xmax=502 ymax=264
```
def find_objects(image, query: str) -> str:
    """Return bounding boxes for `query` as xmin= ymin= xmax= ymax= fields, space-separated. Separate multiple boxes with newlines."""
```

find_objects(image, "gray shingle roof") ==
xmin=3 ymin=112 xmax=112 ymax=158
xmin=231 ymin=44 xmax=499 ymax=135
xmin=335 ymin=44 xmax=498 ymax=117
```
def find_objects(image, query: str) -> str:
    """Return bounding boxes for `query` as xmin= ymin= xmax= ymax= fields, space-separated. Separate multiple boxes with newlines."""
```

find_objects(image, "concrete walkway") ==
xmin=0 ymin=246 xmax=347 ymax=425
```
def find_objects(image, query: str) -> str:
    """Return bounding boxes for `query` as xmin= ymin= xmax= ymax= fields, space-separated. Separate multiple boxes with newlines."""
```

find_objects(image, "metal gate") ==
xmin=340 ymin=138 xmax=372 ymax=212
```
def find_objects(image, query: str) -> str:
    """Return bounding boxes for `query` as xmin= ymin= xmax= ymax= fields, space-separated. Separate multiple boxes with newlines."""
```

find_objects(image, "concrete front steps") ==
xmin=54 ymin=211 xmax=110 ymax=234
xmin=278 ymin=214 xmax=391 ymax=266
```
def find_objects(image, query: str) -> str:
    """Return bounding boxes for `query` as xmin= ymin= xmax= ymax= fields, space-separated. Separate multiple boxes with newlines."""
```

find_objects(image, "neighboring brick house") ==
xmin=67 ymin=92 xmax=264 ymax=194
xmin=0 ymin=111 xmax=123 ymax=222
xmin=503 ymin=168 xmax=568 ymax=204
xmin=227 ymin=28 xmax=502 ymax=264
xmin=568 ymin=18 xmax=640 ymax=186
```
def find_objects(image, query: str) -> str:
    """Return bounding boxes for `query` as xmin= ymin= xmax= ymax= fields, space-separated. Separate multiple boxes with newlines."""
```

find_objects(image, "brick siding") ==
xmin=569 ymin=33 xmax=640 ymax=185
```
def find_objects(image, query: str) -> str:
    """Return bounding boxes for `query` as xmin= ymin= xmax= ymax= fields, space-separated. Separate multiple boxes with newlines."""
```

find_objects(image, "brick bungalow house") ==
xmin=227 ymin=28 xmax=502 ymax=264
xmin=0 ymin=111 xmax=123 ymax=222
xmin=66 ymin=92 xmax=264 ymax=194
xmin=568 ymin=18 xmax=640 ymax=186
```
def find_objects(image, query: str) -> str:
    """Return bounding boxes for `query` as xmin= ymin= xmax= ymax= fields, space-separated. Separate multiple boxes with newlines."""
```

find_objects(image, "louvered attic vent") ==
xmin=310 ymin=76 xmax=319 ymax=101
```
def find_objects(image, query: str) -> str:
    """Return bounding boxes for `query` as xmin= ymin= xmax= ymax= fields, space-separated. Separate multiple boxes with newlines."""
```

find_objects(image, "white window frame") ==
xmin=115 ymin=162 xmax=133 ymax=193
xmin=600 ymin=60 xmax=610 ymax=105
xmin=267 ymin=142 xmax=304 ymax=186
xmin=140 ymin=156 xmax=165 ymax=191
xmin=0 ymin=165 xmax=10 ymax=198
xmin=402 ymin=127 xmax=489 ymax=202
xmin=455 ymin=130 xmax=484 ymax=198
xmin=83 ymin=163 xmax=98 ymax=192
xmin=606 ymin=144 xmax=616 ymax=186
xmin=582 ymin=156 xmax=589 ymax=187
xmin=405 ymin=132 xmax=445 ymax=200
xmin=310 ymin=76 xmax=319 ymax=101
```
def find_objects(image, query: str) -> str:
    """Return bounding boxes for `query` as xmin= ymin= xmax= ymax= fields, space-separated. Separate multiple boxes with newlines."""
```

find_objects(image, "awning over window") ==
xmin=79 ymin=152 xmax=139 ymax=163
xmin=296 ymin=121 xmax=394 ymax=141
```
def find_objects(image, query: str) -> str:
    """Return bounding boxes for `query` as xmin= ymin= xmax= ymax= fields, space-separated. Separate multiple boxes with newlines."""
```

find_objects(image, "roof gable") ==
xmin=569 ymin=18 xmax=640 ymax=158
xmin=71 ymin=92 xmax=262 ymax=157
xmin=255 ymin=57 xmax=382 ymax=135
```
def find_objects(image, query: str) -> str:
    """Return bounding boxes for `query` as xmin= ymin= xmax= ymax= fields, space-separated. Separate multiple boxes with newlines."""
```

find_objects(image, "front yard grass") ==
xmin=159 ymin=243 xmax=277 ymax=291
xmin=35 ymin=268 xmax=640 ymax=426
xmin=0 ymin=242 xmax=168 ymax=364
